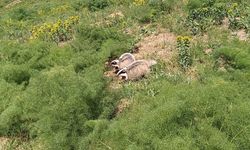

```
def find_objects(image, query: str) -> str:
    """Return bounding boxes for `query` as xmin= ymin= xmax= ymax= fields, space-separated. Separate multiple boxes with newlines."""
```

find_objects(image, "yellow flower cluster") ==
xmin=177 ymin=36 xmax=191 ymax=42
xmin=30 ymin=16 xmax=79 ymax=42
xmin=133 ymin=0 xmax=146 ymax=5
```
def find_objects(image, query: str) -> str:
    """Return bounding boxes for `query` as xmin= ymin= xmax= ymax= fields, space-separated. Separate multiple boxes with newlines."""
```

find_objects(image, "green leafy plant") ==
xmin=186 ymin=2 xmax=250 ymax=34
xmin=177 ymin=36 xmax=192 ymax=70
xmin=186 ymin=5 xmax=227 ymax=35
xmin=227 ymin=3 xmax=247 ymax=30
xmin=148 ymin=0 xmax=175 ymax=13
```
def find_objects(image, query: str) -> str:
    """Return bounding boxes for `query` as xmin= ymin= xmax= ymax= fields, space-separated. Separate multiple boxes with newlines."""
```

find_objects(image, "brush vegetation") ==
xmin=0 ymin=0 xmax=250 ymax=149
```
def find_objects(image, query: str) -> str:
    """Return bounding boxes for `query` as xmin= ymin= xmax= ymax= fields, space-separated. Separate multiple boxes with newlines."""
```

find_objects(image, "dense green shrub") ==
xmin=214 ymin=40 xmax=250 ymax=70
xmin=148 ymin=0 xmax=175 ymax=13
xmin=0 ymin=9 xmax=134 ymax=147
xmin=128 ymin=5 xmax=157 ymax=23
xmin=2 ymin=65 xmax=30 ymax=85
xmin=10 ymin=7 xmax=36 ymax=21
xmin=82 ymin=78 xmax=250 ymax=149
xmin=86 ymin=0 xmax=110 ymax=11
xmin=75 ymin=25 xmax=132 ymax=51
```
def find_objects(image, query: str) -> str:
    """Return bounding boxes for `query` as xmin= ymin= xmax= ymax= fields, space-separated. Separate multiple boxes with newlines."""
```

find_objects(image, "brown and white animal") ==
xmin=111 ymin=53 xmax=135 ymax=73
xmin=117 ymin=60 xmax=157 ymax=81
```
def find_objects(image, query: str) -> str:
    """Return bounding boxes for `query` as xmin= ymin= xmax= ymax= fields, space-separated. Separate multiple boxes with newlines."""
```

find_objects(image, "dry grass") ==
xmin=232 ymin=29 xmax=248 ymax=41
xmin=5 ymin=0 xmax=22 ymax=9
xmin=0 ymin=137 xmax=10 ymax=150
xmin=133 ymin=31 xmax=176 ymax=61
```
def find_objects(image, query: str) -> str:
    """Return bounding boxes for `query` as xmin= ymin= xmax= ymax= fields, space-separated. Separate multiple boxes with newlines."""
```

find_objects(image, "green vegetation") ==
xmin=0 ymin=0 xmax=249 ymax=149
xmin=177 ymin=36 xmax=192 ymax=70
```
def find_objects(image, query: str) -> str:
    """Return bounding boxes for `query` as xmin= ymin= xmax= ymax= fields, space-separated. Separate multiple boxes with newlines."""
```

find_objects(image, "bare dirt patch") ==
xmin=221 ymin=18 xmax=248 ymax=41
xmin=222 ymin=18 xmax=229 ymax=29
xmin=108 ymin=11 xmax=124 ymax=19
xmin=0 ymin=137 xmax=10 ymax=150
xmin=232 ymin=29 xmax=248 ymax=41
xmin=133 ymin=31 xmax=176 ymax=63
xmin=5 ymin=0 xmax=22 ymax=9
xmin=204 ymin=48 xmax=213 ymax=55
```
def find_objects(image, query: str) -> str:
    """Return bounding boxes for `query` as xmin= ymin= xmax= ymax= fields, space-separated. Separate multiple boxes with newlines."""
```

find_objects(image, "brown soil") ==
xmin=108 ymin=11 xmax=124 ymax=19
xmin=0 ymin=137 xmax=9 ymax=149
xmin=204 ymin=48 xmax=213 ymax=55
xmin=222 ymin=18 xmax=229 ymax=29
xmin=5 ymin=0 xmax=22 ymax=8
xmin=186 ymin=67 xmax=200 ymax=81
xmin=133 ymin=31 xmax=176 ymax=63
xmin=232 ymin=29 xmax=248 ymax=41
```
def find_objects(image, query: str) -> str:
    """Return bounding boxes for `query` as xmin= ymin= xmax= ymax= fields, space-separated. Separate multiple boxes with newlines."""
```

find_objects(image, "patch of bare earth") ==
xmin=222 ymin=18 xmax=229 ymax=29
xmin=133 ymin=31 xmax=176 ymax=61
xmin=5 ymin=0 xmax=22 ymax=9
xmin=222 ymin=18 xmax=248 ymax=41
xmin=0 ymin=137 xmax=10 ymax=150
xmin=232 ymin=29 xmax=248 ymax=41
xmin=108 ymin=11 xmax=124 ymax=19
xmin=204 ymin=48 xmax=213 ymax=55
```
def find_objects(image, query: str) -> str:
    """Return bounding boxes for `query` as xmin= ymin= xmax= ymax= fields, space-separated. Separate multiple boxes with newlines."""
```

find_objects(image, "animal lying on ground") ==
xmin=117 ymin=59 xmax=157 ymax=81
xmin=111 ymin=53 xmax=135 ymax=73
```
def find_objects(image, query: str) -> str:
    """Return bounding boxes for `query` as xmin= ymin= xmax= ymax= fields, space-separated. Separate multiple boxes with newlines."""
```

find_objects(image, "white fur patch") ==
xmin=111 ymin=60 xmax=119 ymax=66
xmin=119 ymin=73 xmax=128 ymax=80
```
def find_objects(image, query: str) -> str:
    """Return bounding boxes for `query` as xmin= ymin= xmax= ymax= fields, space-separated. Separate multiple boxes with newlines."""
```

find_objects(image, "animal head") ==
xmin=116 ymin=67 xmax=127 ymax=76
xmin=111 ymin=60 xmax=119 ymax=66
xmin=118 ymin=72 xmax=128 ymax=80
xmin=117 ymin=68 xmax=128 ymax=80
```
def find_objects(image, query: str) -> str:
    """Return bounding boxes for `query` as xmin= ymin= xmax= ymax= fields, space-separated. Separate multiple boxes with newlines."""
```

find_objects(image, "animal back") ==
xmin=127 ymin=63 xmax=150 ymax=80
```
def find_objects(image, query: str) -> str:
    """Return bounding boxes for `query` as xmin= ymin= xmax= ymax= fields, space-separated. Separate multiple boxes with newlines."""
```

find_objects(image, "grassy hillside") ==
xmin=0 ymin=0 xmax=250 ymax=149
